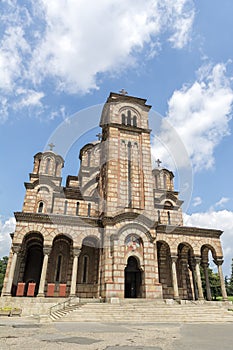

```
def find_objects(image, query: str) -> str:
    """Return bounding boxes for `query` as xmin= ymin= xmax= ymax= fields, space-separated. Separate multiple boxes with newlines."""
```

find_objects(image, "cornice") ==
xmin=156 ymin=224 xmax=223 ymax=238
xmin=14 ymin=212 xmax=102 ymax=228
xmin=101 ymin=212 xmax=157 ymax=228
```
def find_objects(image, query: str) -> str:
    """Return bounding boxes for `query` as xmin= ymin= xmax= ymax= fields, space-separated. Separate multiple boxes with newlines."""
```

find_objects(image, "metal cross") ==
xmin=48 ymin=142 xmax=55 ymax=151
xmin=156 ymin=159 xmax=162 ymax=168
xmin=96 ymin=133 xmax=102 ymax=141
xmin=119 ymin=88 xmax=128 ymax=95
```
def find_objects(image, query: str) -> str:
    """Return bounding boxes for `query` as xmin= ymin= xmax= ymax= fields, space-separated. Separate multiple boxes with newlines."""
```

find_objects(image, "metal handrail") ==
xmin=49 ymin=296 xmax=78 ymax=315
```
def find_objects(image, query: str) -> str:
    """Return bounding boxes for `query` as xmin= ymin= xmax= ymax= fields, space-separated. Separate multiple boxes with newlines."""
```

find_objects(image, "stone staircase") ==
xmin=50 ymin=299 xmax=233 ymax=323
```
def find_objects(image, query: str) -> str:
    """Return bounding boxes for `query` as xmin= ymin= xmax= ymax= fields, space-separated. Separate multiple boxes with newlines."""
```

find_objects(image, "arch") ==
xmin=115 ymin=222 xmax=154 ymax=244
xmin=20 ymin=232 xmax=44 ymax=296
xmin=82 ymin=235 xmax=100 ymax=248
xmin=77 ymin=235 xmax=100 ymax=289
xmin=157 ymin=240 xmax=173 ymax=298
xmin=164 ymin=201 xmax=174 ymax=208
xmin=47 ymin=234 xmax=73 ymax=285
xmin=177 ymin=242 xmax=195 ymax=300
xmin=201 ymin=244 xmax=217 ymax=262
xmin=37 ymin=186 xmax=50 ymax=193
xmin=124 ymin=256 xmax=142 ymax=298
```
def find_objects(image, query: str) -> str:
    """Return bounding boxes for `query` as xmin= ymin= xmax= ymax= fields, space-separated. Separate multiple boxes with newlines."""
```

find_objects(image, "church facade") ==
xmin=2 ymin=92 xmax=227 ymax=301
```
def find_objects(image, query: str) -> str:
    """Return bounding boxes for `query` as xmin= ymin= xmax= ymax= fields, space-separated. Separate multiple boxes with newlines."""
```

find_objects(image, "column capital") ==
xmin=214 ymin=258 xmax=224 ymax=266
xmin=73 ymin=247 xmax=82 ymax=257
xmin=201 ymin=260 xmax=209 ymax=268
xmin=194 ymin=256 xmax=202 ymax=264
xmin=43 ymin=245 xmax=52 ymax=255
xmin=171 ymin=255 xmax=178 ymax=263
xmin=12 ymin=244 xmax=21 ymax=254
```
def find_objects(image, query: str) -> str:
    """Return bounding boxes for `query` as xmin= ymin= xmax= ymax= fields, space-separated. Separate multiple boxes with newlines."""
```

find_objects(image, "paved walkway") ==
xmin=0 ymin=317 xmax=233 ymax=349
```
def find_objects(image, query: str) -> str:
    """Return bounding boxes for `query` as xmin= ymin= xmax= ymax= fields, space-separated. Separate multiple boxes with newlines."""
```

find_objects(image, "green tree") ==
xmin=200 ymin=265 xmax=221 ymax=300
xmin=227 ymin=258 xmax=233 ymax=296
xmin=0 ymin=256 xmax=8 ymax=294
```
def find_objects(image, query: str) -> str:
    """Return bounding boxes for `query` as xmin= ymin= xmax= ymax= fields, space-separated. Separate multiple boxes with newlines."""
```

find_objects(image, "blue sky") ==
xmin=1 ymin=0 xmax=233 ymax=276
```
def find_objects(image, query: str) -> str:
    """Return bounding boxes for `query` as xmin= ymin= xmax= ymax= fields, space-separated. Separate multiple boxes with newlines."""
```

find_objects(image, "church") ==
xmin=2 ymin=92 xmax=227 ymax=302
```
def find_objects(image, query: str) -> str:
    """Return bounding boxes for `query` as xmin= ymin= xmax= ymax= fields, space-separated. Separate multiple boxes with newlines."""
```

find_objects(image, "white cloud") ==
xmin=0 ymin=217 xmax=15 ymax=258
xmin=15 ymin=89 xmax=45 ymax=109
xmin=0 ymin=0 xmax=195 ymax=103
xmin=152 ymin=63 xmax=233 ymax=172
xmin=215 ymin=197 xmax=230 ymax=208
xmin=0 ymin=97 xmax=9 ymax=123
xmin=184 ymin=210 xmax=233 ymax=276
xmin=193 ymin=196 xmax=202 ymax=207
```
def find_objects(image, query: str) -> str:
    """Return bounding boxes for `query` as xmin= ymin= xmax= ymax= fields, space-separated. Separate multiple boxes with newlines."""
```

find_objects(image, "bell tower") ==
xmin=99 ymin=92 xmax=155 ymax=218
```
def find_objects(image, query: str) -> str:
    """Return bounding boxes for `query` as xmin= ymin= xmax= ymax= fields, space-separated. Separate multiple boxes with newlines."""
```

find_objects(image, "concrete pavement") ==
xmin=0 ymin=317 xmax=232 ymax=349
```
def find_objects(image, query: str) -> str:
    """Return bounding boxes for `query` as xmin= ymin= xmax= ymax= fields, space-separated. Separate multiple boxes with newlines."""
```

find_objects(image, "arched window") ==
xmin=155 ymin=175 xmax=158 ymax=189
xmin=127 ymin=110 xmax=131 ymax=125
xmin=38 ymin=201 xmax=44 ymax=213
xmin=157 ymin=210 xmax=161 ymax=223
xmin=87 ymin=150 xmax=91 ymax=167
xmin=122 ymin=113 xmax=126 ymax=125
xmin=133 ymin=115 xmax=137 ymax=127
xmin=163 ymin=174 xmax=167 ymax=189
xmin=168 ymin=211 xmax=171 ymax=225
xmin=87 ymin=203 xmax=91 ymax=217
xmin=76 ymin=202 xmax=80 ymax=216
xmin=45 ymin=158 xmax=51 ymax=174
xmin=55 ymin=161 xmax=59 ymax=176
xmin=64 ymin=200 xmax=68 ymax=214
xmin=82 ymin=255 xmax=89 ymax=283
xmin=55 ymin=254 xmax=62 ymax=282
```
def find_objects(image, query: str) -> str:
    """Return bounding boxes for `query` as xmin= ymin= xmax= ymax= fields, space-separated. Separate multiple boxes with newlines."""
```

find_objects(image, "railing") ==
xmin=49 ymin=296 xmax=78 ymax=315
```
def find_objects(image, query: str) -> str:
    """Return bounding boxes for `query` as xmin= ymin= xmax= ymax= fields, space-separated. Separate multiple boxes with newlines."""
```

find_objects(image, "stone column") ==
xmin=70 ymin=248 xmax=81 ymax=297
xmin=171 ymin=256 xmax=179 ymax=300
xmin=37 ymin=246 xmax=51 ymax=297
xmin=4 ymin=244 xmax=21 ymax=296
xmin=194 ymin=257 xmax=204 ymax=300
xmin=189 ymin=259 xmax=198 ymax=300
xmin=202 ymin=262 xmax=212 ymax=301
xmin=214 ymin=258 xmax=228 ymax=301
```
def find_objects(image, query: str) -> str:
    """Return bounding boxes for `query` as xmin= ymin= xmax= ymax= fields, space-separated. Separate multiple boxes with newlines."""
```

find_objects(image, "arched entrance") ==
xmin=124 ymin=256 xmax=142 ymax=298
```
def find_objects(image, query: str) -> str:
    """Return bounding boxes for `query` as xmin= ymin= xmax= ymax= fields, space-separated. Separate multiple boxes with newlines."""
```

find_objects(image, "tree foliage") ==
xmin=0 ymin=256 xmax=8 ymax=294
xmin=200 ymin=265 xmax=221 ymax=300
xmin=225 ymin=258 xmax=233 ymax=296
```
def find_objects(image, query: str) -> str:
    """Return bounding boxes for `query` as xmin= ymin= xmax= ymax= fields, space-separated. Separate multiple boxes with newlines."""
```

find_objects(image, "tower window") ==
xmin=45 ymin=158 xmax=51 ymax=174
xmin=163 ymin=174 xmax=167 ymax=189
xmin=87 ymin=203 xmax=91 ymax=217
xmin=168 ymin=211 xmax=171 ymax=225
xmin=122 ymin=114 xmax=126 ymax=125
xmin=157 ymin=210 xmax=161 ymax=223
xmin=55 ymin=161 xmax=59 ymax=176
xmin=133 ymin=115 xmax=137 ymax=127
xmin=64 ymin=200 xmax=68 ymax=214
xmin=127 ymin=110 xmax=131 ymax=125
xmin=38 ymin=201 xmax=44 ymax=213
xmin=76 ymin=202 xmax=80 ymax=216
